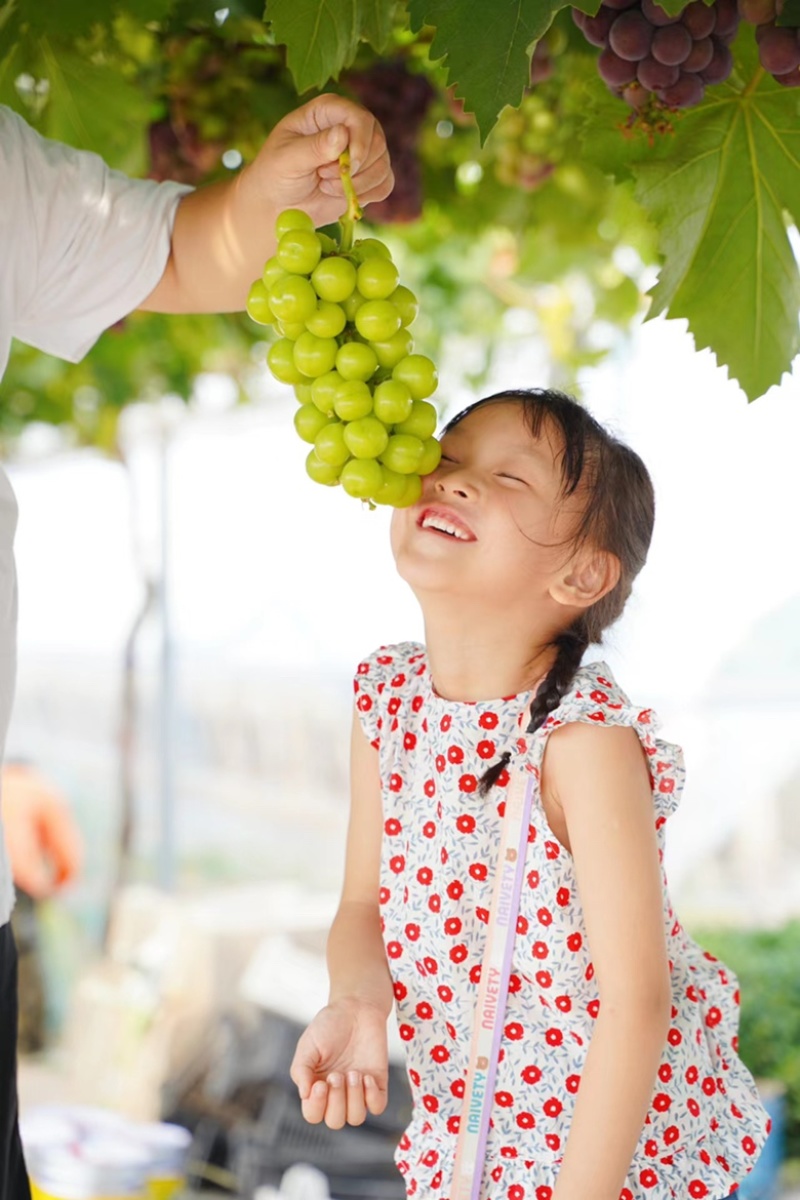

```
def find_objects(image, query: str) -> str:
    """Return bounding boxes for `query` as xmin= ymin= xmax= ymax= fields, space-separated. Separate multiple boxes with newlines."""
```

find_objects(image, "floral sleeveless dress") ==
xmin=353 ymin=641 xmax=771 ymax=1200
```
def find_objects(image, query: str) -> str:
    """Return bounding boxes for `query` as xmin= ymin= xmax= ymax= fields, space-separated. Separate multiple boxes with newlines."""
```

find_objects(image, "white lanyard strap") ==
xmin=451 ymin=763 xmax=536 ymax=1200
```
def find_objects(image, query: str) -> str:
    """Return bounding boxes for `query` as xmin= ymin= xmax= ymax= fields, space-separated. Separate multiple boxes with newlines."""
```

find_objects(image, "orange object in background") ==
xmin=1 ymin=762 xmax=83 ymax=898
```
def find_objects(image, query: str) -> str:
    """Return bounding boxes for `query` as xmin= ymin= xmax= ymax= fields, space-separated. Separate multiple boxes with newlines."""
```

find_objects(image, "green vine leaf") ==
xmin=581 ymin=33 xmax=800 ymax=400
xmin=266 ymin=0 xmax=395 ymax=93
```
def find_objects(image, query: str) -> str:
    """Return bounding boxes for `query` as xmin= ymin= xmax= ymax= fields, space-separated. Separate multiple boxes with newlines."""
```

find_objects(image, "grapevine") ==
xmin=246 ymin=152 xmax=441 ymax=507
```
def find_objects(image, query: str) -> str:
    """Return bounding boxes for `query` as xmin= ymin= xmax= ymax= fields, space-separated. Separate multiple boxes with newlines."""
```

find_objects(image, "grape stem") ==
xmin=338 ymin=150 xmax=362 ymax=253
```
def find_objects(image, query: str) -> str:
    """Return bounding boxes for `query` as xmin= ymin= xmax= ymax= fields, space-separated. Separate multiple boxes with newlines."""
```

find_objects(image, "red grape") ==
xmin=610 ymin=9 xmax=655 ymax=58
xmin=657 ymin=69 xmax=706 ymax=105
xmin=574 ymin=5 xmax=618 ymax=45
xmin=641 ymin=0 xmax=681 ymax=24
xmin=684 ymin=35 xmax=715 ymax=69
xmin=598 ymin=44 xmax=640 ymax=84
xmin=652 ymin=23 xmax=694 ymax=63
xmin=757 ymin=24 xmax=800 ymax=73
xmin=699 ymin=38 xmax=734 ymax=80
xmin=681 ymin=1 xmax=717 ymax=37
xmin=638 ymin=53 xmax=681 ymax=86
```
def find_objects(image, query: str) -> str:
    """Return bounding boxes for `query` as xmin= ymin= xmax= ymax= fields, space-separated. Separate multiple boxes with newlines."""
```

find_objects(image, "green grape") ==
xmin=380 ymin=433 xmax=425 ymax=474
xmin=392 ymin=354 xmax=438 ymax=401
xmin=343 ymin=416 xmax=390 ymax=460
xmin=390 ymin=285 xmax=419 ymax=328
xmin=294 ymin=383 xmax=314 ymax=405
xmin=353 ymin=237 xmax=392 ymax=262
xmin=311 ymin=256 xmax=357 ymax=303
xmin=276 ymin=319 xmax=307 ymax=340
xmin=315 ymin=422 xmax=351 ymax=466
xmin=311 ymin=370 xmax=344 ymax=415
xmin=336 ymin=342 xmax=379 ymax=382
xmin=262 ymin=256 xmax=287 ymax=289
xmin=341 ymin=290 xmax=366 ymax=322
xmin=305 ymin=301 xmax=346 ymax=339
xmin=373 ymin=379 xmax=413 ymax=425
xmin=306 ymin=450 xmax=342 ymax=486
xmin=394 ymin=400 xmax=438 ymax=441
xmin=333 ymin=379 xmax=373 ymax=421
xmin=340 ymin=458 xmax=384 ymax=499
xmin=395 ymin=473 xmax=423 ymax=507
xmin=275 ymin=208 xmax=314 ymax=239
xmin=356 ymin=258 xmax=400 ymax=300
xmin=317 ymin=232 xmax=338 ymax=254
xmin=355 ymin=300 xmax=402 ymax=342
xmin=269 ymin=275 xmax=318 ymax=324
xmin=294 ymin=404 xmax=335 ymax=444
xmin=293 ymin=332 xmax=338 ymax=378
xmin=373 ymin=467 xmax=409 ymax=506
xmin=268 ymin=339 xmax=308 ymax=385
xmin=246 ymin=279 xmax=273 ymax=325
xmin=372 ymin=328 xmax=414 ymax=369
xmin=417 ymin=435 xmax=443 ymax=476
xmin=276 ymin=229 xmax=323 ymax=275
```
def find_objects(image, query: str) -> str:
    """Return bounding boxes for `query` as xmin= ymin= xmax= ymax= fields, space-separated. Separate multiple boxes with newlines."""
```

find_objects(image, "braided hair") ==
xmin=439 ymin=389 xmax=655 ymax=796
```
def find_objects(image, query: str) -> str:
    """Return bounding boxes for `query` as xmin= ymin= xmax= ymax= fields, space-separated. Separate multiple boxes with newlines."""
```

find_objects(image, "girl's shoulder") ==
xmin=353 ymin=642 xmax=429 ymax=750
xmin=354 ymin=640 xmax=428 ymax=685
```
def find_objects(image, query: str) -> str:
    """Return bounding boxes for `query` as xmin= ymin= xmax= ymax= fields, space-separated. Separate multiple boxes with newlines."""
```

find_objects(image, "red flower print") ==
xmin=422 ymin=1150 xmax=438 ymax=1168
xmin=587 ymin=999 xmax=600 ymax=1019
xmin=702 ymin=1076 xmax=717 ymax=1096
xmin=516 ymin=1111 xmax=536 ymax=1129
xmin=653 ymin=1093 xmax=671 ymax=1112
xmin=663 ymin=1125 xmax=680 ymax=1146
xmin=399 ymin=1024 xmax=415 ymax=1040
xmin=423 ymin=956 xmax=438 ymax=974
xmin=409 ymin=1068 xmax=420 ymax=1086
xmin=730 ymin=1103 xmax=743 ymax=1119
xmin=393 ymin=981 xmax=407 ymax=1001
xmin=687 ymin=1098 xmax=700 ymax=1117
xmin=450 ymin=943 xmax=468 ymax=963
xmin=522 ymin=1064 xmax=542 ymax=1085
xmin=585 ymin=962 xmax=595 ymax=981
xmin=440 ymin=714 xmax=451 ymax=732
xmin=405 ymin=923 xmax=420 ymax=941
xmin=536 ymin=970 xmax=552 ymax=988
xmin=501 ymin=1146 xmax=518 ymax=1159
xmin=379 ymin=886 xmax=390 ymax=904
xmin=545 ymin=1029 xmax=563 ymax=1046
xmin=532 ymin=941 xmax=549 ymax=959
xmin=416 ymin=1001 xmax=433 ymax=1020
xmin=658 ymin=777 xmax=675 ymax=793
xmin=536 ymin=1189 xmax=553 ymax=1200
xmin=456 ymin=814 xmax=476 ymax=834
xmin=459 ymin=774 xmax=478 ymax=793
xmin=545 ymin=1134 xmax=561 ymax=1151
xmin=699 ymin=1150 xmax=711 ymax=1165
xmin=469 ymin=965 xmax=482 ymax=985
xmin=527 ymin=870 xmax=540 ymax=888
xmin=391 ymin=673 xmax=406 ymax=687
xmin=545 ymin=840 xmax=561 ymax=859
xmin=450 ymin=1079 xmax=465 ymax=1099
xmin=470 ymin=862 xmax=488 ymax=881
xmin=390 ymin=855 xmax=405 ymax=874
xmin=685 ymin=1065 xmax=699 ymax=1084
xmin=509 ymin=1187 xmax=525 ymax=1200
xmin=479 ymin=712 xmax=499 ymax=729
xmin=644 ymin=1139 xmax=658 ymax=1157
xmin=387 ymin=697 xmax=401 ymax=715
xmin=477 ymin=739 xmax=496 ymax=760
xmin=639 ymin=1168 xmax=659 ymax=1188
xmin=491 ymin=1166 xmax=502 ymax=1183
xmin=389 ymin=773 xmax=403 ymax=792
xmin=590 ymin=689 xmax=609 ymax=703
xmin=411 ymin=694 xmax=423 ymax=712
xmin=447 ymin=880 xmax=464 ymax=900
xmin=555 ymin=995 xmax=572 ymax=1013
xmin=417 ymin=866 xmax=433 ymax=885
xmin=387 ymin=941 xmax=402 ymax=959
xmin=357 ymin=694 xmax=372 ymax=713
xmin=423 ymin=821 xmax=436 ymax=838
xmin=705 ymin=1007 xmax=722 ymax=1028
xmin=742 ymin=1136 xmax=756 ymax=1155
xmin=441 ymin=847 xmax=448 ymax=864
xmin=447 ymin=744 xmax=464 ymax=764
xmin=688 ymin=1184 xmax=709 ymax=1198
xmin=438 ymin=984 xmax=453 ymax=1002
xmin=423 ymin=1094 xmax=439 ymax=1113
xmin=505 ymin=1022 xmax=524 ymax=1040
xmin=543 ymin=1097 xmax=563 ymax=1118
xmin=403 ymin=732 xmax=417 ymax=751
xmin=424 ymin=779 xmax=435 ymax=797
xmin=620 ymin=1191 xmax=634 ymax=1200
xmin=495 ymin=1091 xmax=514 ymax=1107
xmin=668 ymin=1028 xmax=683 ymax=1046
xmin=565 ymin=1074 xmax=581 ymax=1094
xmin=497 ymin=768 xmax=510 ymax=787
xmin=435 ymin=755 xmax=446 ymax=773
xmin=556 ymin=887 xmax=570 ymax=906
xmin=589 ymin=711 xmax=606 ymax=723
xmin=447 ymin=1115 xmax=460 ymax=1134
xmin=385 ymin=818 xmax=402 ymax=836
xmin=567 ymin=933 xmax=582 ymax=952
xmin=428 ymin=894 xmax=441 ymax=914
xmin=431 ymin=1171 xmax=442 ymax=1189
xmin=431 ymin=1045 xmax=450 ymax=1063
xmin=476 ymin=907 xmax=489 ymax=924
xmin=517 ymin=915 xmax=529 ymax=934
xmin=445 ymin=917 xmax=463 ymax=936
xmin=716 ymin=1154 xmax=729 ymax=1171
xmin=509 ymin=973 xmax=522 ymax=993
xmin=658 ymin=1064 xmax=673 ymax=1083
xmin=537 ymin=907 xmax=553 ymax=926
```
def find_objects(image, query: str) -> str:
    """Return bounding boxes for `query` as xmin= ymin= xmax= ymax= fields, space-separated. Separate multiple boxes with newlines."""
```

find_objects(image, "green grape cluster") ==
xmin=246 ymin=208 xmax=441 ymax=507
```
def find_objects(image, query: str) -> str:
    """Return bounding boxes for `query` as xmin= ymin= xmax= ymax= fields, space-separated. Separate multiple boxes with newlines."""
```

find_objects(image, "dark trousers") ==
xmin=0 ymin=921 xmax=32 ymax=1199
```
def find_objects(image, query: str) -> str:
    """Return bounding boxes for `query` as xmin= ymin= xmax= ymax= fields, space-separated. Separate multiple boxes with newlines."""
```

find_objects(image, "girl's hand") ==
xmin=243 ymin=94 xmax=393 ymax=229
xmin=290 ymin=998 xmax=389 ymax=1128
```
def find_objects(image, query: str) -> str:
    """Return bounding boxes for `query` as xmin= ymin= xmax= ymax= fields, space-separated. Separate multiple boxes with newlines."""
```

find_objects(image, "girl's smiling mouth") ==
xmin=417 ymin=506 xmax=477 ymax=541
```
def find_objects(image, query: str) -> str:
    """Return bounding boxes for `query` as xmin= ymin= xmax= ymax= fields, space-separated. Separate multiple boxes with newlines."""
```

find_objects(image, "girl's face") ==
xmin=390 ymin=400 xmax=586 ymax=607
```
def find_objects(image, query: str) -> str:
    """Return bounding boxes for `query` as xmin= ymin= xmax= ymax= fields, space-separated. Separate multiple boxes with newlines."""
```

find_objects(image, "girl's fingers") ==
xmin=345 ymin=1070 xmax=367 ymax=1126
xmin=365 ymin=1073 xmax=388 ymax=1116
xmin=301 ymin=1079 xmax=329 ymax=1124
xmin=324 ymin=1072 xmax=347 ymax=1129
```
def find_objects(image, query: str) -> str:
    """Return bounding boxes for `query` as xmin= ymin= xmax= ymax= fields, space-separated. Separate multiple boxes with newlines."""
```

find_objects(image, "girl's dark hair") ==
xmin=441 ymin=388 xmax=655 ymax=795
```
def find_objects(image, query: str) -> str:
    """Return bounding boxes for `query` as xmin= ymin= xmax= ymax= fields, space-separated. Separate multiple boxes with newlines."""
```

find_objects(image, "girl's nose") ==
xmin=434 ymin=470 xmax=476 ymax=501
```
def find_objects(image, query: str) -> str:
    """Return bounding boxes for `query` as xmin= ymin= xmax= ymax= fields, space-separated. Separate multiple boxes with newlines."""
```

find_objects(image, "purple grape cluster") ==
xmin=738 ymin=0 xmax=800 ymax=86
xmin=573 ymin=0 xmax=740 ymax=109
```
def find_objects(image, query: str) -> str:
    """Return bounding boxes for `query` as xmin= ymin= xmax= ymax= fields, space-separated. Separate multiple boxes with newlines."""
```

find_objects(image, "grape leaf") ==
xmin=266 ymin=0 xmax=395 ymax=93
xmin=581 ymin=35 xmax=800 ymax=400
xmin=407 ymin=0 xmax=555 ymax=141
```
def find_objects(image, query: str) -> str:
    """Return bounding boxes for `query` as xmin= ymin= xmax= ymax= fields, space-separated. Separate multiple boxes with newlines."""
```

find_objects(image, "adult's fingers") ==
xmin=323 ymin=1072 xmax=347 ymax=1130
xmin=286 ymin=94 xmax=385 ymax=175
xmin=345 ymin=1071 xmax=367 ymax=1126
xmin=300 ymin=1079 xmax=329 ymax=1124
xmin=365 ymin=1073 xmax=388 ymax=1116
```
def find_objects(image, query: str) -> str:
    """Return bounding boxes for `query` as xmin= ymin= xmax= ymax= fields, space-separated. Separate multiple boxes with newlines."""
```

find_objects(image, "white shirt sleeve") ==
xmin=0 ymin=105 xmax=194 ymax=365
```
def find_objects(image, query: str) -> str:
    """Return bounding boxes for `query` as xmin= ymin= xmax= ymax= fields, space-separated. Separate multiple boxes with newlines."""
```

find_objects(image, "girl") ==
xmin=290 ymin=388 xmax=771 ymax=1200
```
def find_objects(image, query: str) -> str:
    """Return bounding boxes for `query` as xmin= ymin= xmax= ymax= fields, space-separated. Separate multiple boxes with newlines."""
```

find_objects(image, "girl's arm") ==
xmin=541 ymin=722 xmax=673 ymax=1200
xmin=290 ymin=710 xmax=394 ymax=1128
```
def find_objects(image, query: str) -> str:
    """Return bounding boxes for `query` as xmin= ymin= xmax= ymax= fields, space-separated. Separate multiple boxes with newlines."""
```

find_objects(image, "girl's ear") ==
xmin=549 ymin=549 xmax=620 ymax=611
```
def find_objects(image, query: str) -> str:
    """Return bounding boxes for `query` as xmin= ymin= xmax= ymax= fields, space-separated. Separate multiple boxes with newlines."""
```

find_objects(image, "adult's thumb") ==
xmin=314 ymin=123 xmax=349 ymax=163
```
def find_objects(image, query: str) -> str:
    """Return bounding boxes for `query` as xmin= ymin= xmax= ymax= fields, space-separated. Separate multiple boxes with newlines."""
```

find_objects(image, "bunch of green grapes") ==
xmin=246 ymin=193 xmax=440 ymax=507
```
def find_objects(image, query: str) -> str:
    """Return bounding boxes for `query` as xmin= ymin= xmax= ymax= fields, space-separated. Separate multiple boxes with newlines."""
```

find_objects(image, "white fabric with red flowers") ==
xmin=354 ymin=641 xmax=770 ymax=1200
